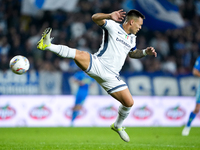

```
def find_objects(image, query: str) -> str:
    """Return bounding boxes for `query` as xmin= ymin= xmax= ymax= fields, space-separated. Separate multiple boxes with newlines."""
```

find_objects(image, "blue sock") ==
xmin=186 ymin=112 xmax=196 ymax=127
xmin=71 ymin=110 xmax=79 ymax=123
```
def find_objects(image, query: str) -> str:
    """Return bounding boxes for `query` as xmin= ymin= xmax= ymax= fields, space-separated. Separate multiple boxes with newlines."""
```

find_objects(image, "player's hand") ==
xmin=146 ymin=47 xmax=157 ymax=57
xmin=110 ymin=9 xmax=126 ymax=22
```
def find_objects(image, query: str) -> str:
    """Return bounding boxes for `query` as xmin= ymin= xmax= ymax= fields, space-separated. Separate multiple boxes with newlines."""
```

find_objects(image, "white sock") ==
xmin=114 ymin=104 xmax=132 ymax=128
xmin=47 ymin=44 xmax=76 ymax=59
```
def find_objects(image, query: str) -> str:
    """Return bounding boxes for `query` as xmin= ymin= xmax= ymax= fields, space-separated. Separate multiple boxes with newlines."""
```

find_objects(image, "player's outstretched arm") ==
xmin=92 ymin=9 xmax=126 ymax=26
xmin=128 ymin=47 xmax=157 ymax=59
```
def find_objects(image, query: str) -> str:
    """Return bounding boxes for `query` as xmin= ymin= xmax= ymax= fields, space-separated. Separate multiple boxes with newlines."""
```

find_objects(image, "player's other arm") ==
xmin=72 ymin=77 xmax=85 ymax=86
xmin=92 ymin=9 xmax=126 ymax=26
xmin=128 ymin=47 xmax=157 ymax=59
xmin=193 ymin=68 xmax=200 ymax=77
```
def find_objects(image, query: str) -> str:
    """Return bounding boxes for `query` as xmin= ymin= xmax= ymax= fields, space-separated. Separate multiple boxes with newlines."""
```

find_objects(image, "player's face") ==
xmin=130 ymin=17 xmax=143 ymax=34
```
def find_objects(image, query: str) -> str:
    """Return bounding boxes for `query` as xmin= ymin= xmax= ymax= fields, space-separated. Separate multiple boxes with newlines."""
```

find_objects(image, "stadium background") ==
xmin=1 ymin=0 xmax=200 ymax=127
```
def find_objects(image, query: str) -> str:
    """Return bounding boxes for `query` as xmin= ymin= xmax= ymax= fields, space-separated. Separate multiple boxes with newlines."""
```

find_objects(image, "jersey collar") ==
xmin=120 ymin=24 xmax=134 ymax=36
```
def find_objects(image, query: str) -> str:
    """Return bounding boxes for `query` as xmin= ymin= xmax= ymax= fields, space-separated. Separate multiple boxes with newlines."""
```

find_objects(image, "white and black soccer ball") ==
xmin=9 ymin=55 xmax=30 ymax=75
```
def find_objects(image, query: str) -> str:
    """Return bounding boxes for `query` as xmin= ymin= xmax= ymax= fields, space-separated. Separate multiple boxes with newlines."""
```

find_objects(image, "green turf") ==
xmin=0 ymin=127 xmax=199 ymax=150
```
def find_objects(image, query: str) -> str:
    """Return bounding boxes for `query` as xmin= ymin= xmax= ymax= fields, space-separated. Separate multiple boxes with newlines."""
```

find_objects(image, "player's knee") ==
xmin=129 ymin=100 xmax=134 ymax=107
xmin=194 ymin=110 xmax=198 ymax=114
xmin=74 ymin=105 xmax=82 ymax=110
xmin=124 ymin=99 xmax=134 ymax=107
xmin=194 ymin=104 xmax=200 ymax=113
xmin=194 ymin=108 xmax=200 ymax=113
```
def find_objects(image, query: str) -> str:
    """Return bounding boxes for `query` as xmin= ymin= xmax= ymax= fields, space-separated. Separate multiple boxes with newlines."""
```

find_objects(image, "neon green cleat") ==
xmin=37 ymin=27 xmax=53 ymax=50
xmin=110 ymin=123 xmax=130 ymax=142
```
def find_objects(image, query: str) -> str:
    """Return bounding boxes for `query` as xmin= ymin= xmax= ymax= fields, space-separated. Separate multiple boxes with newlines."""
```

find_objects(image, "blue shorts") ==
xmin=196 ymin=84 xmax=200 ymax=103
xmin=75 ymin=90 xmax=88 ymax=105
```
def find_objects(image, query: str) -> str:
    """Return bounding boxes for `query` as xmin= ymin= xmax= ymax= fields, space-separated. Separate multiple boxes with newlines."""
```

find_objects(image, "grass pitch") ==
xmin=0 ymin=127 xmax=199 ymax=150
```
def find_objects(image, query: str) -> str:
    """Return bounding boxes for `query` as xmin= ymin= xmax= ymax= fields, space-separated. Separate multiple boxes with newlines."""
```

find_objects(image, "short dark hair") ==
xmin=126 ymin=9 xmax=145 ymax=19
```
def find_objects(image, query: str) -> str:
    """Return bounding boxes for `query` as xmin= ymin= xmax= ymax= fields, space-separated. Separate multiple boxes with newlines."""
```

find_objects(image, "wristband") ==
xmin=143 ymin=49 xmax=147 ymax=56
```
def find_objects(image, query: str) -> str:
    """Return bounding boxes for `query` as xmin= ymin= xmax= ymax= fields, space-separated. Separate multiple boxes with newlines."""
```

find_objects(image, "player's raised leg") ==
xmin=37 ymin=27 xmax=90 ymax=71
xmin=110 ymin=88 xmax=133 ymax=142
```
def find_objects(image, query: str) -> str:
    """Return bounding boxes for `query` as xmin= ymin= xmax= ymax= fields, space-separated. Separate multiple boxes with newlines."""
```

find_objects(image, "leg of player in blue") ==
xmin=182 ymin=104 xmax=200 ymax=136
xmin=70 ymin=71 xmax=93 ymax=127
xmin=71 ymin=95 xmax=85 ymax=126
xmin=182 ymin=83 xmax=200 ymax=136
xmin=71 ymin=107 xmax=81 ymax=126
xmin=182 ymin=57 xmax=200 ymax=136
xmin=186 ymin=112 xmax=196 ymax=127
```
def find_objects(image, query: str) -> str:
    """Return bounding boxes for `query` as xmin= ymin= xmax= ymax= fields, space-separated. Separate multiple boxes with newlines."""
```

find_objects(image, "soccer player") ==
xmin=71 ymin=70 xmax=94 ymax=126
xmin=37 ymin=9 xmax=157 ymax=142
xmin=182 ymin=56 xmax=200 ymax=136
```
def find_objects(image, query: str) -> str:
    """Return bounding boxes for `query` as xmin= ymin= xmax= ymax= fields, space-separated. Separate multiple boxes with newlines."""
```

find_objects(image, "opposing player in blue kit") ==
xmin=182 ymin=56 xmax=200 ymax=136
xmin=37 ymin=9 xmax=157 ymax=142
xmin=71 ymin=71 xmax=94 ymax=126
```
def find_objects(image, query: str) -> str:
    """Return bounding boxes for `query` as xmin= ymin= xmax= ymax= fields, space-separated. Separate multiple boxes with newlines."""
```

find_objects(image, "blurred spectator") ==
xmin=150 ymin=32 xmax=170 ymax=60
xmin=70 ymin=13 xmax=86 ymax=39
xmin=0 ymin=55 xmax=9 ymax=71
xmin=77 ymin=38 xmax=92 ymax=53
xmin=0 ymin=36 xmax=10 ymax=55
xmin=128 ymin=57 xmax=143 ymax=72
xmin=59 ymin=59 xmax=71 ymax=72
xmin=182 ymin=0 xmax=196 ymax=21
xmin=162 ymin=56 xmax=177 ymax=75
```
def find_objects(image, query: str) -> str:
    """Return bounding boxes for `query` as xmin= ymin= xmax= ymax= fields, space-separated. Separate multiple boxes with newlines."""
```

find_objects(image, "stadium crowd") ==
xmin=0 ymin=0 xmax=200 ymax=75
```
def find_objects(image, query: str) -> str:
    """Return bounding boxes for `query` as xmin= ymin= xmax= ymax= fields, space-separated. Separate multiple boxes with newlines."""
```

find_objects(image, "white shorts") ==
xmin=85 ymin=54 xmax=127 ymax=94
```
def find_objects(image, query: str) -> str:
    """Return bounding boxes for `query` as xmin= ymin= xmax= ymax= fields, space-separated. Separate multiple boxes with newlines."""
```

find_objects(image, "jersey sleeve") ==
xmin=101 ymin=20 xmax=117 ymax=32
xmin=194 ymin=57 xmax=200 ymax=71
xmin=129 ymin=46 xmax=137 ymax=52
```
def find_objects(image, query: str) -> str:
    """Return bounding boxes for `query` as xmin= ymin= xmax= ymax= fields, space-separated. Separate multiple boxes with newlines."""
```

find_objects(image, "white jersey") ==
xmin=94 ymin=19 xmax=137 ymax=75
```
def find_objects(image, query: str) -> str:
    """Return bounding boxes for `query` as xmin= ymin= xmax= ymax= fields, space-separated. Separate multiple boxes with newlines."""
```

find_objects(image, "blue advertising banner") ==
xmin=0 ymin=70 xmax=39 ymax=95
xmin=0 ymin=70 xmax=198 ymax=96
xmin=63 ymin=72 xmax=199 ymax=96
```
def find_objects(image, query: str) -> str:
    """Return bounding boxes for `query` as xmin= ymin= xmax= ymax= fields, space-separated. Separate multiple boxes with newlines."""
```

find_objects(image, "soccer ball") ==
xmin=9 ymin=55 xmax=30 ymax=75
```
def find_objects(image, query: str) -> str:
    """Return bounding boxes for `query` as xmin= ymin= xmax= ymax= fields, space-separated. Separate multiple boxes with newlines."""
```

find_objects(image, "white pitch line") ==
xmin=66 ymin=142 xmax=197 ymax=148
